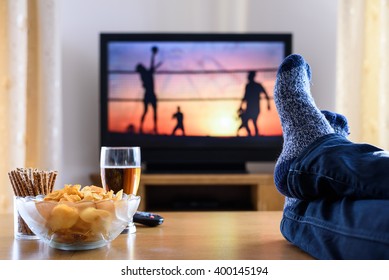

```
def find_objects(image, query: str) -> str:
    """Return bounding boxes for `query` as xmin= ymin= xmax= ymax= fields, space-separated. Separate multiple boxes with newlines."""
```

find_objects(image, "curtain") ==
xmin=336 ymin=0 xmax=389 ymax=149
xmin=0 ymin=0 xmax=62 ymax=214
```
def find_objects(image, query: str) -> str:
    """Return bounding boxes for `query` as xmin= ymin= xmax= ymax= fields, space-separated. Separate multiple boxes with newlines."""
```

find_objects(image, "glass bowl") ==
xmin=15 ymin=193 xmax=140 ymax=250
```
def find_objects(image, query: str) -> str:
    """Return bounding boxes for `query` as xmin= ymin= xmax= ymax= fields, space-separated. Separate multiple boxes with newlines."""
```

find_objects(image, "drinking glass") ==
xmin=100 ymin=147 xmax=141 ymax=233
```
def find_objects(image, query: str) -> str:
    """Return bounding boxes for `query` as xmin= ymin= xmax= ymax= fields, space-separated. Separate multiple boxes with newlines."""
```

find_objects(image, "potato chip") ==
xmin=79 ymin=207 xmax=111 ymax=223
xmin=62 ymin=193 xmax=82 ymax=202
xmin=79 ymin=207 xmax=113 ymax=233
xmin=43 ymin=190 xmax=63 ymax=201
xmin=115 ymin=189 xmax=123 ymax=200
xmin=96 ymin=200 xmax=115 ymax=213
xmin=35 ymin=201 xmax=56 ymax=220
xmin=48 ymin=204 xmax=79 ymax=231
xmin=82 ymin=190 xmax=94 ymax=201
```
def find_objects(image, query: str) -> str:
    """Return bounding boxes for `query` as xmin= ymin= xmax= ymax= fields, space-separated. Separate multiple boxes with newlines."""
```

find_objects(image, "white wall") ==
xmin=59 ymin=0 xmax=338 ymax=186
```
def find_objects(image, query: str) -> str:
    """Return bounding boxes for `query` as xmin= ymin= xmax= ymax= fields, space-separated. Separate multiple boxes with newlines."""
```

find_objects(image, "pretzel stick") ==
xmin=28 ymin=168 xmax=37 ymax=195
xmin=8 ymin=172 xmax=19 ymax=196
xmin=48 ymin=171 xmax=58 ymax=192
xmin=33 ymin=170 xmax=42 ymax=195
xmin=11 ymin=171 xmax=28 ymax=196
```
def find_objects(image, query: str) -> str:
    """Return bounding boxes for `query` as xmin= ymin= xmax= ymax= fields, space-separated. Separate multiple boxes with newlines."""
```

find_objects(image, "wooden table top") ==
xmin=0 ymin=211 xmax=313 ymax=260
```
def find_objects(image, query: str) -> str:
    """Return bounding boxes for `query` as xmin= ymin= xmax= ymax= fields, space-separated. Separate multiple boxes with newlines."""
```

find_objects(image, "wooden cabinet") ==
xmin=90 ymin=173 xmax=284 ymax=211
xmin=137 ymin=173 xmax=284 ymax=211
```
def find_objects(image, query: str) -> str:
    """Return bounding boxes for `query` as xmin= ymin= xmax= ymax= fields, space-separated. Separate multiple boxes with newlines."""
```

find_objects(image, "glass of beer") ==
xmin=100 ymin=146 xmax=141 ymax=234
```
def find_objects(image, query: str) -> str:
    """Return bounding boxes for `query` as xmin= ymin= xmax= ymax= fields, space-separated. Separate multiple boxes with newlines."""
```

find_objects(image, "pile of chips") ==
xmin=34 ymin=184 xmax=125 ymax=244
xmin=44 ymin=184 xmax=123 ymax=202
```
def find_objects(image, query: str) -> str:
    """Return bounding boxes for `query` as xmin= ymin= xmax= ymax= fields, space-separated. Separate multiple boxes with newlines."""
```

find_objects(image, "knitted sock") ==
xmin=273 ymin=54 xmax=334 ymax=197
xmin=321 ymin=110 xmax=350 ymax=137
xmin=283 ymin=111 xmax=349 ymax=210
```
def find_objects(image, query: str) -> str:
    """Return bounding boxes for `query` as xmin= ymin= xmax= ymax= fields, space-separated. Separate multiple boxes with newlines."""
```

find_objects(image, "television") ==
xmin=100 ymin=33 xmax=291 ymax=173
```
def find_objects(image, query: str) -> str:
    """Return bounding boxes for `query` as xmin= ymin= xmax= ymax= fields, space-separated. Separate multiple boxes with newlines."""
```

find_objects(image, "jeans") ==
xmin=280 ymin=133 xmax=389 ymax=259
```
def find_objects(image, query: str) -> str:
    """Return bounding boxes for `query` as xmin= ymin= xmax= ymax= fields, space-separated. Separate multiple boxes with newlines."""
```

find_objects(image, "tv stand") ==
xmin=89 ymin=172 xmax=284 ymax=211
xmin=137 ymin=173 xmax=284 ymax=211
xmin=144 ymin=162 xmax=247 ymax=174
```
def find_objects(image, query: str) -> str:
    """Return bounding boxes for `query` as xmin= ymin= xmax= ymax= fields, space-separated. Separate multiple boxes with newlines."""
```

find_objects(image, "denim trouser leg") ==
xmin=287 ymin=133 xmax=389 ymax=200
xmin=280 ymin=134 xmax=389 ymax=259
xmin=281 ymin=198 xmax=389 ymax=259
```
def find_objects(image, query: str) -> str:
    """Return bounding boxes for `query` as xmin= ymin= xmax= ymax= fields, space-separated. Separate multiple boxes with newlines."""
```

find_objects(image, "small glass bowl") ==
xmin=15 ymin=194 xmax=140 ymax=250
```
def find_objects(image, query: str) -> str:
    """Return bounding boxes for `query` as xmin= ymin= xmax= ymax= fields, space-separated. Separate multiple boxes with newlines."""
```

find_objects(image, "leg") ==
xmin=274 ymin=54 xmax=389 ymax=260
xmin=152 ymin=102 xmax=157 ymax=134
xmin=287 ymin=133 xmax=389 ymax=200
xmin=273 ymin=54 xmax=334 ymax=197
xmin=274 ymin=55 xmax=389 ymax=199
xmin=281 ymin=198 xmax=389 ymax=259
xmin=140 ymin=102 xmax=149 ymax=133
xmin=253 ymin=116 xmax=259 ymax=136
xmin=245 ymin=125 xmax=251 ymax=136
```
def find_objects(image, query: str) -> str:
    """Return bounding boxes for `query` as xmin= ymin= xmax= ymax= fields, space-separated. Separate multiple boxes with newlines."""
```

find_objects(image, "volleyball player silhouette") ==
xmin=172 ymin=106 xmax=185 ymax=136
xmin=237 ymin=107 xmax=251 ymax=136
xmin=136 ymin=46 xmax=162 ymax=134
xmin=239 ymin=71 xmax=271 ymax=136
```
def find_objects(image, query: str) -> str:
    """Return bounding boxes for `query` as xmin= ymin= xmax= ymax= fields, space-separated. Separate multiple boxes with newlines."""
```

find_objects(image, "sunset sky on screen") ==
xmin=107 ymin=41 xmax=283 ymax=137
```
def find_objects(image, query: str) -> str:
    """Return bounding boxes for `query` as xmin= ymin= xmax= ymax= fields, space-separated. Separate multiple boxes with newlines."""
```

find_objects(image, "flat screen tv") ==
xmin=100 ymin=33 xmax=292 ymax=173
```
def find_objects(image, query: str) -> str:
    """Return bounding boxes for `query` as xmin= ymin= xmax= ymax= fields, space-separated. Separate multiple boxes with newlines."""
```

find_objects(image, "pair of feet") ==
xmin=274 ymin=54 xmax=349 ymax=197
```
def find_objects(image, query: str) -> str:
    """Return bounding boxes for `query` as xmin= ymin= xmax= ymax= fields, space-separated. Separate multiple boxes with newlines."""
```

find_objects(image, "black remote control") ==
xmin=133 ymin=211 xmax=164 ymax=227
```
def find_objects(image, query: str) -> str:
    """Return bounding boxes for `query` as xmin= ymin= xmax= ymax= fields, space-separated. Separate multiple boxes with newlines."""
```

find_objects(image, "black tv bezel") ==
xmin=99 ymin=32 xmax=291 ymax=172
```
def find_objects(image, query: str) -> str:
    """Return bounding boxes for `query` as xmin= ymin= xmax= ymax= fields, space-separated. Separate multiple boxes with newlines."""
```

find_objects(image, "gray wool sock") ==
xmin=273 ymin=54 xmax=334 ymax=197
xmin=283 ymin=110 xmax=350 ymax=211
xmin=321 ymin=110 xmax=350 ymax=138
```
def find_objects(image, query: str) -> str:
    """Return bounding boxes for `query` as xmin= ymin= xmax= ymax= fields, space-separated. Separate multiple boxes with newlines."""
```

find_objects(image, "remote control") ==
xmin=133 ymin=211 xmax=164 ymax=227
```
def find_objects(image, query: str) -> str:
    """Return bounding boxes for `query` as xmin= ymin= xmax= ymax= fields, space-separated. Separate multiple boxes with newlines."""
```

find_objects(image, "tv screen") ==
xmin=100 ymin=33 xmax=291 ymax=173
